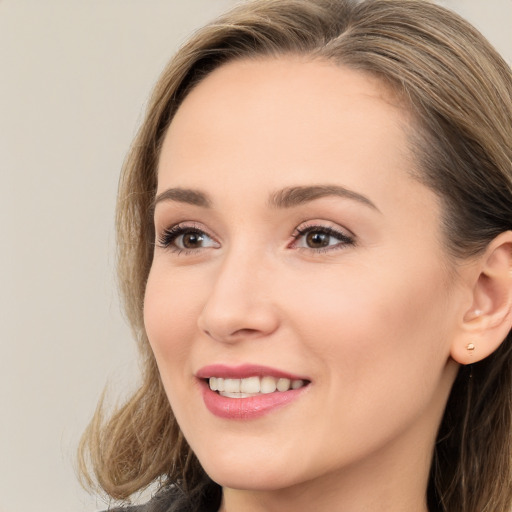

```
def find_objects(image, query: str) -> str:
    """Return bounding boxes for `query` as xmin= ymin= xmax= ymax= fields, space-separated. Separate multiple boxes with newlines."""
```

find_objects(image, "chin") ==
xmin=206 ymin=468 xmax=295 ymax=492
xmin=198 ymin=450 xmax=302 ymax=491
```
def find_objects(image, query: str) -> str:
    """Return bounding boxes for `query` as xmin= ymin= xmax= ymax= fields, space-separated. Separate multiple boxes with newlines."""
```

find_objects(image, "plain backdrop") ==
xmin=0 ymin=1 xmax=510 ymax=511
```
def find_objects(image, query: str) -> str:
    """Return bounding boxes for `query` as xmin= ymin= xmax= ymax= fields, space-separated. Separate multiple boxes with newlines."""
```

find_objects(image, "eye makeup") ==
xmin=157 ymin=222 xmax=219 ymax=254
xmin=290 ymin=222 xmax=356 ymax=253
xmin=156 ymin=219 xmax=356 ymax=257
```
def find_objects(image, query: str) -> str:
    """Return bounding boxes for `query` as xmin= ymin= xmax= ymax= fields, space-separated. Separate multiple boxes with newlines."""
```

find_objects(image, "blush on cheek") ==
xmin=144 ymin=276 xmax=203 ymax=368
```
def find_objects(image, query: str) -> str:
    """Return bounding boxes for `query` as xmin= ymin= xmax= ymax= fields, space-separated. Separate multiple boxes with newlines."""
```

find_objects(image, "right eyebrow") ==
xmin=152 ymin=188 xmax=212 ymax=210
xmin=268 ymin=184 xmax=380 ymax=212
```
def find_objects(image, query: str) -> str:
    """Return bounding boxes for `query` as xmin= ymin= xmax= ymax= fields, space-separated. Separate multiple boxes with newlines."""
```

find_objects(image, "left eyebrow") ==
xmin=268 ymin=185 xmax=381 ymax=212
xmin=152 ymin=187 xmax=212 ymax=210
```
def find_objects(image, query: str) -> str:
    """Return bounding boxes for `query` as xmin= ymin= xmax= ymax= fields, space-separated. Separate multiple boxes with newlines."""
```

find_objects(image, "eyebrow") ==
xmin=153 ymin=188 xmax=212 ymax=209
xmin=268 ymin=185 xmax=380 ymax=212
xmin=152 ymin=184 xmax=379 ymax=212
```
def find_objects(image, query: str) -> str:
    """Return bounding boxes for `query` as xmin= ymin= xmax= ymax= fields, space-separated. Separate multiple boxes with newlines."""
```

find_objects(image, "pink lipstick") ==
xmin=196 ymin=364 xmax=310 ymax=420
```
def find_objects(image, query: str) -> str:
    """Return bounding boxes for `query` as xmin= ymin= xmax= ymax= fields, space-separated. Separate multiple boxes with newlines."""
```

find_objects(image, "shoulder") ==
xmin=101 ymin=486 xmax=185 ymax=512
xmin=99 ymin=482 xmax=221 ymax=512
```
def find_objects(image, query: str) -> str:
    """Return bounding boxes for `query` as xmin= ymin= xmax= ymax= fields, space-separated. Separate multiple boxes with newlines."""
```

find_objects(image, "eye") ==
xmin=291 ymin=224 xmax=355 ymax=252
xmin=157 ymin=223 xmax=219 ymax=253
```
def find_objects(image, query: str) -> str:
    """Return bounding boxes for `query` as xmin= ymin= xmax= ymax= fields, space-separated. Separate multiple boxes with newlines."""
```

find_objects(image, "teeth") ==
xmin=208 ymin=376 xmax=305 ymax=396
xmin=276 ymin=378 xmax=291 ymax=391
xmin=220 ymin=392 xmax=259 ymax=398
xmin=292 ymin=379 xmax=304 ymax=390
xmin=240 ymin=376 xmax=260 ymax=393
xmin=224 ymin=378 xmax=241 ymax=393
xmin=260 ymin=376 xmax=277 ymax=394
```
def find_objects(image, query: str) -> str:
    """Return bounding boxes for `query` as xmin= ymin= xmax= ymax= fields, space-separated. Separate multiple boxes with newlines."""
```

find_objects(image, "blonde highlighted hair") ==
xmin=79 ymin=1 xmax=512 ymax=511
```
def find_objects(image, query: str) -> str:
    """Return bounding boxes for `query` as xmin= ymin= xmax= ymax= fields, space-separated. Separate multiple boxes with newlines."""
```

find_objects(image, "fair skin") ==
xmin=144 ymin=58 xmax=511 ymax=512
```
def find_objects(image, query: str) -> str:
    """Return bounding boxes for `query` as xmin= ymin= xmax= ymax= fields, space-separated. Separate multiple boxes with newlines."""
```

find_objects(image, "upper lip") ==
xmin=196 ymin=364 xmax=309 ymax=381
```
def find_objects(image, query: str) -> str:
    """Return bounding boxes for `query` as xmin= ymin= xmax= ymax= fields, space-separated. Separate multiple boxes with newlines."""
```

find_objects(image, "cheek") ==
xmin=143 ymin=265 xmax=211 ymax=428
xmin=143 ymin=265 xmax=203 ymax=366
xmin=280 ymin=261 xmax=455 ymax=458
xmin=285 ymin=257 xmax=454 ymax=390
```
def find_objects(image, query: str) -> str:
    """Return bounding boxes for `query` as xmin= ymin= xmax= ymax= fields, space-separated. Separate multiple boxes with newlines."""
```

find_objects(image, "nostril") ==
xmin=232 ymin=328 xmax=260 ymax=337
xmin=198 ymin=297 xmax=280 ymax=343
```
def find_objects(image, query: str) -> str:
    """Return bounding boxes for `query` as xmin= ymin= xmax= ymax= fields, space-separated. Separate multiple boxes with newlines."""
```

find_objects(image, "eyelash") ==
xmin=157 ymin=223 xmax=218 ymax=255
xmin=290 ymin=224 xmax=356 ymax=253
xmin=156 ymin=223 xmax=356 ymax=255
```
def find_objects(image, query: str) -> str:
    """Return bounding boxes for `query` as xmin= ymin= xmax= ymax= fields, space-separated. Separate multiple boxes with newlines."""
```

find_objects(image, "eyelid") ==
xmin=156 ymin=219 xmax=355 ymax=255
xmin=156 ymin=221 xmax=220 ymax=253
xmin=289 ymin=221 xmax=356 ymax=252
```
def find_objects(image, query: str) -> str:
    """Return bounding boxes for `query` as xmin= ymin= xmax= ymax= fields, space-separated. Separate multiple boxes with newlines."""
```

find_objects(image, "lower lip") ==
xmin=200 ymin=380 xmax=309 ymax=420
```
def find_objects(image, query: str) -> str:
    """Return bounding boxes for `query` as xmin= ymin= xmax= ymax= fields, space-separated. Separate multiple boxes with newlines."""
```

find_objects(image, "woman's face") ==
xmin=145 ymin=58 xmax=464 ymax=494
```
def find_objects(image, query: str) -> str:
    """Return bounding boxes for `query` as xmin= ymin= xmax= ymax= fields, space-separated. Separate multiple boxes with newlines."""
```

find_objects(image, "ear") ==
xmin=451 ymin=231 xmax=512 ymax=365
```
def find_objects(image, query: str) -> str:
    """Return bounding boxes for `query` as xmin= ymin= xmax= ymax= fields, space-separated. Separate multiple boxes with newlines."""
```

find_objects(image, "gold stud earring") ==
xmin=467 ymin=343 xmax=476 ymax=352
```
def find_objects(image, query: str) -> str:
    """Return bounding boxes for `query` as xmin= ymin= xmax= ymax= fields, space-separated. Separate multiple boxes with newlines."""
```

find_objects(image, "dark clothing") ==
xmin=105 ymin=482 xmax=221 ymax=512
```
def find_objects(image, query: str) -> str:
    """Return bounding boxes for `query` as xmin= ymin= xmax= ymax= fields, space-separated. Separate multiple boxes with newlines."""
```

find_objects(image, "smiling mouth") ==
xmin=208 ymin=376 xmax=308 ymax=398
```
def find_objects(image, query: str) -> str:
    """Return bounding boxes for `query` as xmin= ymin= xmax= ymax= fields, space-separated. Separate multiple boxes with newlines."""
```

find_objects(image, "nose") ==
xmin=197 ymin=250 xmax=280 ymax=344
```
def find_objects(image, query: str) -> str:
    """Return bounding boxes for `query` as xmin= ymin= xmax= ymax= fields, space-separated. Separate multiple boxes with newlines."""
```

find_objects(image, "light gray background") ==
xmin=0 ymin=1 xmax=510 ymax=511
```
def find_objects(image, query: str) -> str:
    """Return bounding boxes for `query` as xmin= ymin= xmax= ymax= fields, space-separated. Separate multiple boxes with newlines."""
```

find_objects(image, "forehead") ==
xmin=157 ymin=57 xmax=420 ymax=210
xmin=165 ymin=57 xmax=408 ymax=151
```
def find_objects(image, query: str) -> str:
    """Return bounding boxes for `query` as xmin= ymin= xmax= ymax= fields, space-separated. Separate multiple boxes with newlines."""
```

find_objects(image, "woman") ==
xmin=79 ymin=1 xmax=512 ymax=511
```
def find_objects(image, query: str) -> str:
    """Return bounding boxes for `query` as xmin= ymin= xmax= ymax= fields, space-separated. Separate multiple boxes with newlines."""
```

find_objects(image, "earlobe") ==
xmin=450 ymin=231 xmax=512 ymax=365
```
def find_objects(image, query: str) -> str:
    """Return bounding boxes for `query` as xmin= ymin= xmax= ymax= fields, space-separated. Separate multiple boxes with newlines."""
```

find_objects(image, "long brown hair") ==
xmin=79 ymin=1 xmax=512 ymax=511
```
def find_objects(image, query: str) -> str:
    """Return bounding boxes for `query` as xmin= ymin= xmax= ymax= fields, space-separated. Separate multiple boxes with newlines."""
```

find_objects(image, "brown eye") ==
xmin=292 ymin=225 xmax=355 ymax=252
xmin=305 ymin=231 xmax=330 ymax=248
xmin=158 ymin=225 xmax=219 ymax=252
xmin=182 ymin=232 xmax=205 ymax=249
